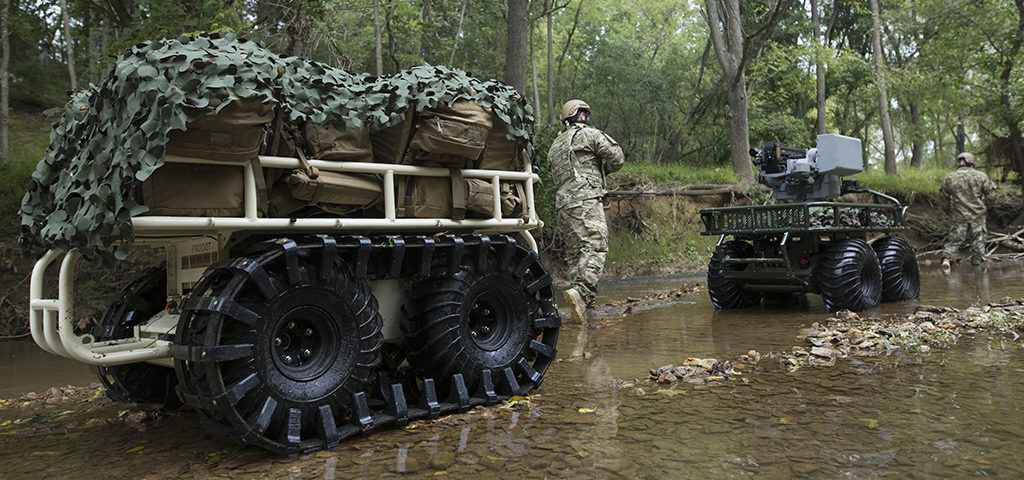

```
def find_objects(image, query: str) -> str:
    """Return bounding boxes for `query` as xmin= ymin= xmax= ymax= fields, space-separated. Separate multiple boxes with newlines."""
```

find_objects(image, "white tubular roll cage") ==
xmin=29 ymin=153 xmax=542 ymax=367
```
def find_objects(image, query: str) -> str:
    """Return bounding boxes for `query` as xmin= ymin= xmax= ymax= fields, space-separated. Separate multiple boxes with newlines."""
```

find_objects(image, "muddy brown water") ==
xmin=2 ymin=261 xmax=1024 ymax=478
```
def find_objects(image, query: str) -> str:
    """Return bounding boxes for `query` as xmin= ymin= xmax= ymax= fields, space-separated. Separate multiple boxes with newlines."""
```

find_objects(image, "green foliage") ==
xmin=0 ymin=112 xmax=52 ymax=236
xmin=531 ymin=123 xmax=562 ymax=240
xmin=749 ymin=42 xmax=816 ymax=146
xmin=0 ymin=160 xmax=36 ymax=230
xmin=8 ymin=4 xmax=71 ymax=107
xmin=543 ymin=0 xmax=730 ymax=166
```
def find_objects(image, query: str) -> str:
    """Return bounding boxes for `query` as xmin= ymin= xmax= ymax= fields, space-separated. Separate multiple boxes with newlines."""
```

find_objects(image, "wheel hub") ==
xmin=272 ymin=306 xmax=339 ymax=381
xmin=467 ymin=292 xmax=512 ymax=351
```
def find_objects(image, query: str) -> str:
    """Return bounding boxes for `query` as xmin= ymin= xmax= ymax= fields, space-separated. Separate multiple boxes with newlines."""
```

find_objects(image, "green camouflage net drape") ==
xmin=18 ymin=34 xmax=534 ymax=264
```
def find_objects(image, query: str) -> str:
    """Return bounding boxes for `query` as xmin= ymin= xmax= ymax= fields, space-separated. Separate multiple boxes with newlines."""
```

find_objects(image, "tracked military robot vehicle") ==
xmin=700 ymin=134 xmax=920 ymax=312
xmin=21 ymin=35 xmax=560 ymax=455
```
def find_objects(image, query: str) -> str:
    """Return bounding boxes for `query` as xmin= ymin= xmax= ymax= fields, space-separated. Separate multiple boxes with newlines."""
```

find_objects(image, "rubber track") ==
xmin=173 ymin=234 xmax=560 ymax=455
xmin=92 ymin=266 xmax=181 ymax=409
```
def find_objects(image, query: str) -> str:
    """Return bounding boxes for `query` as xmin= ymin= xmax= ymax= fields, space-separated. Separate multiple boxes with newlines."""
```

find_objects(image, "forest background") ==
xmin=1 ymin=0 xmax=1024 ymax=281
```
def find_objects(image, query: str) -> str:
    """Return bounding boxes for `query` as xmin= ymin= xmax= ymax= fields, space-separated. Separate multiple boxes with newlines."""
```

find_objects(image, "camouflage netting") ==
xmin=19 ymin=33 xmax=534 ymax=264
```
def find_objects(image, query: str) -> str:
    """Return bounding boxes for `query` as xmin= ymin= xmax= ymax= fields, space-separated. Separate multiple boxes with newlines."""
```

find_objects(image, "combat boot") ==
xmin=563 ymin=287 xmax=587 ymax=325
xmin=941 ymin=258 xmax=952 ymax=274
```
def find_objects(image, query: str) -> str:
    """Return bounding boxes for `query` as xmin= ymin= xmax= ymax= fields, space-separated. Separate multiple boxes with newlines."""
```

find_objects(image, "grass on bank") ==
xmin=851 ymin=167 xmax=948 ymax=199
xmin=605 ymin=196 xmax=720 ymax=275
xmin=615 ymin=162 xmax=740 ymax=188
xmin=852 ymin=165 xmax=1020 ymax=203
xmin=1 ymin=111 xmax=51 ymax=236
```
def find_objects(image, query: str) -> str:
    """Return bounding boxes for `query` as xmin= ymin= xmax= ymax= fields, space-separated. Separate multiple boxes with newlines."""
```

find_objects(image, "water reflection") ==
xmin=3 ymin=263 xmax=1024 ymax=478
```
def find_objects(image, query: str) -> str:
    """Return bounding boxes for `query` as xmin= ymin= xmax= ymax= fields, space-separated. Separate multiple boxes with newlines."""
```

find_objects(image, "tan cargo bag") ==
xmin=302 ymin=122 xmax=374 ymax=162
xmin=465 ymin=178 xmax=521 ymax=218
xmin=141 ymin=163 xmax=246 ymax=216
xmin=395 ymin=174 xmax=521 ymax=220
xmin=165 ymin=97 xmax=274 ymax=163
xmin=406 ymin=100 xmax=493 ymax=167
xmin=266 ymin=117 xmax=384 ymax=216
xmin=477 ymin=119 xmax=524 ymax=171
xmin=397 ymin=176 xmax=463 ymax=218
xmin=286 ymin=169 xmax=383 ymax=215
xmin=370 ymin=110 xmax=415 ymax=165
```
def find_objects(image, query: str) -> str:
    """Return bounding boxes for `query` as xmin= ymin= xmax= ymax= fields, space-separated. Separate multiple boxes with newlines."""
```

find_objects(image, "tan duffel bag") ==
xmin=143 ymin=97 xmax=273 ymax=216
xmin=406 ymin=100 xmax=493 ymax=167
xmin=477 ymin=118 xmax=524 ymax=171
xmin=396 ymin=176 xmax=459 ymax=218
xmin=141 ymin=163 xmax=247 ymax=217
xmin=302 ymin=121 xmax=374 ymax=162
xmin=465 ymin=178 xmax=520 ymax=218
xmin=266 ymin=117 xmax=384 ymax=216
xmin=286 ymin=168 xmax=383 ymax=215
xmin=165 ymin=97 xmax=274 ymax=163
xmin=370 ymin=110 xmax=414 ymax=165
xmin=395 ymin=174 xmax=521 ymax=220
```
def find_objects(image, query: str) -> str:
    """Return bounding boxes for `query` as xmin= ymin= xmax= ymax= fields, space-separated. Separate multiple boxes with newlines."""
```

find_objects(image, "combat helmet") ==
xmin=561 ymin=99 xmax=590 ymax=122
xmin=957 ymin=152 xmax=976 ymax=167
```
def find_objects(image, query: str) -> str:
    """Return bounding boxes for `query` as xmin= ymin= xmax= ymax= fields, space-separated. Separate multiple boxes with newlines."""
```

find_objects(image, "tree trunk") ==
xmin=724 ymin=74 xmax=753 ymax=186
xmin=284 ymin=2 xmax=311 ymax=57
xmin=810 ymin=0 xmax=826 ymax=134
xmin=909 ymin=102 xmax=923 ymax=168
xmin=529 ymin=5 xmax=542 ymax=125
xmin=705 ymin=0 xmax=755 ymax=189
xmin=658 ymin=38 xmax=711 ymax=163
xmin=555 ymin=0 xmax=583 ymax=90
xmin=997 ymin=0 xmax=1024 ymax=195
xmin=420 ymin=0 xmax=433 ymax=61
xmin=504 ymin=0 xmax=529 ymax=94
xmin=374 ymin=0 xmax=383 ymax=75
xmin=448 ymin=0 xmax=467 ymax=65
xmin=60 ymin=0 xmax=78 ymax=91
xmin=1 ymin=0 xmax=8 ymax=161
xmin=384 ymin=3 xmax=401 ymax=71
xmin=869 ymin=0 xmax=896 ymax=174
xmin=545 ymin=0 xmax=555 ymax=122
xmin=954 ymin=118 xmax=965 ymax=154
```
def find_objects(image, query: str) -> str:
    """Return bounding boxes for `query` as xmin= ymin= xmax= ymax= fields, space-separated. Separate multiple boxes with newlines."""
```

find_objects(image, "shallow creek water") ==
xmin=2 ymin=261 xmax=1024 ymax=478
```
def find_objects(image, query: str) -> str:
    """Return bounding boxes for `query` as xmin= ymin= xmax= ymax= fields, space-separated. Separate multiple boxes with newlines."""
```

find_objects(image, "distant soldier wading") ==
xmin=548 ymin=100 xmax=624 ymax=324
xmin=940 ymin=152 xmax=996 ymax=272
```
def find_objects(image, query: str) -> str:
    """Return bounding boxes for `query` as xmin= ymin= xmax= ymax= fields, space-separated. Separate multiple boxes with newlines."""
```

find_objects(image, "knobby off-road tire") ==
xmin=707 ymin=240 xmax=762 ymax=309
xmin=873 ymin=236 xmax=920 ymax=302
xmin=91 ymin=266 xmax=181 ymax=409
xmin=174 ymin=239 xmax=382 ymax=455
xmin=402 ymin=243 xmax=559 ymax=399
xmin=819 ymin=238 xmax=882 ymax=312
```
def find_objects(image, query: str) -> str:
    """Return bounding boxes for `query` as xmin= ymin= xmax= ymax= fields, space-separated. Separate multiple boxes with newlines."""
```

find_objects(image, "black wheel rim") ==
xmin=272 ymin=305 xmax=339 ymax=382
xmin=467 ymin=291 xmax=513 ymax=352
xmin=253 ymin=284 xmax=361 ymax=402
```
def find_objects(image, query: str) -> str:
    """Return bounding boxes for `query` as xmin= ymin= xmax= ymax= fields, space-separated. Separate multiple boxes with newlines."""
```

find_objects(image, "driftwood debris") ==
xmin=919 ymin=226 xmax=1024 ymax=261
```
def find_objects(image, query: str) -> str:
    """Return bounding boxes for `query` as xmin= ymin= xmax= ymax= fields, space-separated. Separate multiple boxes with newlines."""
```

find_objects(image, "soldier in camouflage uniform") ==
xmin=940 ymin=152 xmax=997 ymax=271
xmin=548 ymin=100 xmax=624 ymax=324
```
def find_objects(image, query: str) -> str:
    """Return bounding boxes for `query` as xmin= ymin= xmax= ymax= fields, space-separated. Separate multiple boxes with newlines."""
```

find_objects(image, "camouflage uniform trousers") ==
xmin=558 ymin=198 xmax=608 ymax=307
xmin=942 ymin=220 xmax=987 ymax=264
